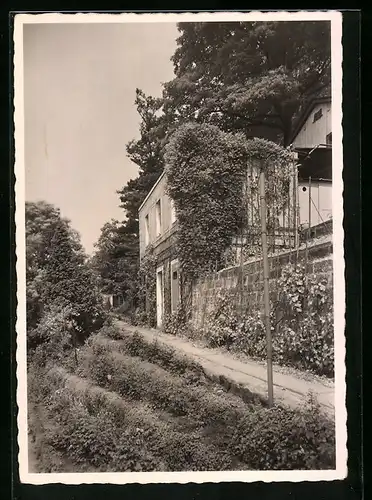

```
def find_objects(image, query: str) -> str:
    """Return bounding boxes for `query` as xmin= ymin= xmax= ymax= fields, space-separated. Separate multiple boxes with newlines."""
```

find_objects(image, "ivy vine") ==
xmin=136 ymin=245 xmax=157 ymax=327
xmin=164 ymin=122 xmax=295 ymax=284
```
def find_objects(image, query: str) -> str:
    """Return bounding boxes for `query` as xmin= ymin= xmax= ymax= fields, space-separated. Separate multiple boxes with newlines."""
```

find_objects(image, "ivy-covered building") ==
xmin=139 ymin=94 xmax=333 ymax=329
xmin=138 ymin=171 xmax=179 ymax=328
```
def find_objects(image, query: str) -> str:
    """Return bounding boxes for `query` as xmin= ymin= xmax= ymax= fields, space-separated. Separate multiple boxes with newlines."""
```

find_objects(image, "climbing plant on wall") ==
xmin=165 ymin=123 xmax=247 ymax=282
xmin=164 ymin=122 xmax=295 ymax=284
xmin=137 ymin=245 xmax=157 ymax=327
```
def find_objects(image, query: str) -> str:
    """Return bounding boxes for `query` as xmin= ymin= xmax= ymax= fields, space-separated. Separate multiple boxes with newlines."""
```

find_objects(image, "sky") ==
xmin=23 ymin=22 xmax=178 ymax=254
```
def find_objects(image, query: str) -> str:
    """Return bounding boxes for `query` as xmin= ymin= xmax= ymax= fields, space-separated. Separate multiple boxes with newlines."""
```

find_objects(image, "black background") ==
xmin=1 ymin=8 xmax=363 ymax=500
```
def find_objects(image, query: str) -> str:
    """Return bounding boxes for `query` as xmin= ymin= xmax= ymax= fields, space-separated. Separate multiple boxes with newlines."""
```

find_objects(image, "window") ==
xmin=326 ymin=132 xmax=332 ymax=145
xmin=313 ymin=108 xmax=323 ymax=123
xmin=144 ymin=214 xmax=150 ymax=246
xmin=155 ymin=199 xmax=162 ymax=236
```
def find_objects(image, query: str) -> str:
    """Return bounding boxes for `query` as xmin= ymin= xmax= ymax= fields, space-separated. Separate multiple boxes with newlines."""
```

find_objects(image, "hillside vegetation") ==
xmin=28 ymin=323 xmax=335 ymax=472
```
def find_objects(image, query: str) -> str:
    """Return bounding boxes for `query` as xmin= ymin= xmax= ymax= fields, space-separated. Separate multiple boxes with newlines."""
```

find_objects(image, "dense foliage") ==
xmin=163 ymin=21 xmax=331 ymax=145
xmin=202 ymin=263 xmax=334 ymax=377
xmin=90 ymin=219 xmax=138 ymax=305
xmin=118 ymin=89 xmax=168 ymax=235
xmin=130 ymin=245 xmax=157 ymax=327
xmin=105 ymin=327 xmax=207 ymax=381
xmin=94 ymin=90 xmax=167 ymax=302
xmin=26 ymin=201 xmax=84 ymax=330
xmin=165 ymin=122 xmax=295 ymax=283
xmin=28 ymin=325 xmax=335 ymax=472
xmin=165 ymin=123 xmax=247 ymax=281
xmin=26 ymin=201 xmax=106 ymax=349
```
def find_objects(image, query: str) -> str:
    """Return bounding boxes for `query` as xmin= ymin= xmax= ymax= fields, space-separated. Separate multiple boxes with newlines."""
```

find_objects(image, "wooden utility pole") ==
xmin=308 ymin=176 xmax=312 ymax=241
xmin=239 ymin=178 xmax=247 ymax=310
xmin=292 ymin=154 xmax=300 ymax=260
xmin=305 ymin=176 xmax=312 ymax=273
xmin=259 ymin=167 xmax=274 ymax=407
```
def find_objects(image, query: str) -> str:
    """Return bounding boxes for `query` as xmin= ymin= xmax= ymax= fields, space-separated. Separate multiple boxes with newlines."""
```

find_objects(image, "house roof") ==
xmin=290 ymin=93 xmax=331 ymax=145
xmin=138 ymin=170 xmax=166 ymax=213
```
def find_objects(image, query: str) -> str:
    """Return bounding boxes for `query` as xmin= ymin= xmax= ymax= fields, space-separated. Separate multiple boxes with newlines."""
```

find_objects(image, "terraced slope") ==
xmin=28 ymin=326 xmax=336 ymax=473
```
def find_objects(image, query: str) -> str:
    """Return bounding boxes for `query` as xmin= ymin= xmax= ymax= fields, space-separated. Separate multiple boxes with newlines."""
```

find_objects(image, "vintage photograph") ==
xmin=14 ymin=12 xmax=345 ymax=484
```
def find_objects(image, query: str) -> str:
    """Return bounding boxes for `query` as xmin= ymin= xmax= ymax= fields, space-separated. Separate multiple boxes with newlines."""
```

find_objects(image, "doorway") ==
xmin=156 ymin=266 xmax=164 ymax=328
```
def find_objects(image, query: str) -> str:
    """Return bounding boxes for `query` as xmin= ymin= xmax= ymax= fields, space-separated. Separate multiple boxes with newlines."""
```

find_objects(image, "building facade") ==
xmin=138 ymin=95 xmax=333 ymax=328
xmin=138 ymin=172 xmax=180 ymax=328
xmin=291 ymin=95 xmax=333 ymax=228
xmin=291 ymin=97 xmax=332 ymax=149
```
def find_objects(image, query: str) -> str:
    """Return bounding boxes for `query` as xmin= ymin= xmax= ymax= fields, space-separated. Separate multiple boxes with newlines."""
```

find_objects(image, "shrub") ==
xmin=28 ymin=304 xmax=75 ymax=365
xmin=229 ymin=393 xmax=335 ymax=470
xmin=98 ymin=322 xmax=124 ymax=341
xmin=163 ymin=305 xmax=189 ymax=336
xmin=74 ymin=335 xmax=245 ymax=424
xmin=129 ymin=309 xmax=151 ymax=327
xmin=117 ymin=331 xmax=206 ymax=381
xmin=201 ymin=290 xmax=242 ymax=349
xmin=45 ymin=387 xmax=166 ymax=472
xmin=34 ymin=365 xmax=236 ymax=472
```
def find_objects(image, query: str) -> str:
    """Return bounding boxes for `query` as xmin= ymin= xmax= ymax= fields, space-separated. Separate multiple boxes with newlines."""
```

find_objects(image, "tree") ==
xmin=163 ymin=21 xmax=331 ymax=145
xmin=26 ymin=201 xmax=85 ymax=329
xmin=26 ymin=201 xmax=105 ymax=345
xmin=91 ymin=219 xmax=139 ymax=304
xmin=41 ymin=218 xmax=105 ymax=341
xmin=118 ymin=88 xmax=168 ymax=236
xmin=94 ymin=89 xmax=168 ymax=310
xmin=26 ymin=201 xmax=84 ymax=268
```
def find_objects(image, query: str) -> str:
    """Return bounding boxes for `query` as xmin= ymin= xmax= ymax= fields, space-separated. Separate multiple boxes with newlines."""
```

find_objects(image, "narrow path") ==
xmin=116 ymin=320 xmax=335 ymax=418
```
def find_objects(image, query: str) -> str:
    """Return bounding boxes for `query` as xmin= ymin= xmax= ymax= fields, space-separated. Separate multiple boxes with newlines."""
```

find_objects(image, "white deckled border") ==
xmin=15 ymin=10 xmax=343 ymax=24
xmin=14 ymin=10 xmax=346 ymax=485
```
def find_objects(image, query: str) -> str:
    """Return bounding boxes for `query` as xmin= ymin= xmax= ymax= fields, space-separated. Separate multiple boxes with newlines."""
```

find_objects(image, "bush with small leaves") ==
xmin=229 ymin=394 xmax=335 ymax=470
xmin=31 ymin=364 xmax=238 ymax=472
xmin=116 ymin=330 xmax=205 ymax=381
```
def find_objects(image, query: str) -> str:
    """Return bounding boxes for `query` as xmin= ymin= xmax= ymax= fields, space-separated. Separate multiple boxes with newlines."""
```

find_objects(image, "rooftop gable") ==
xmin=138 ymin=170 xmax=166 ymax=213
xmin=289 ymin=91 xmax=331 ymax=146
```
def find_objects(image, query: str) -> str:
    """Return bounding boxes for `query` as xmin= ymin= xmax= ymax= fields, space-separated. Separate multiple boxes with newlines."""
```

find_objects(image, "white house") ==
xmin=290 ymin=94 xmax=333 ymax=229
xmin=138 ymin=172 xmax=180 ymax=328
